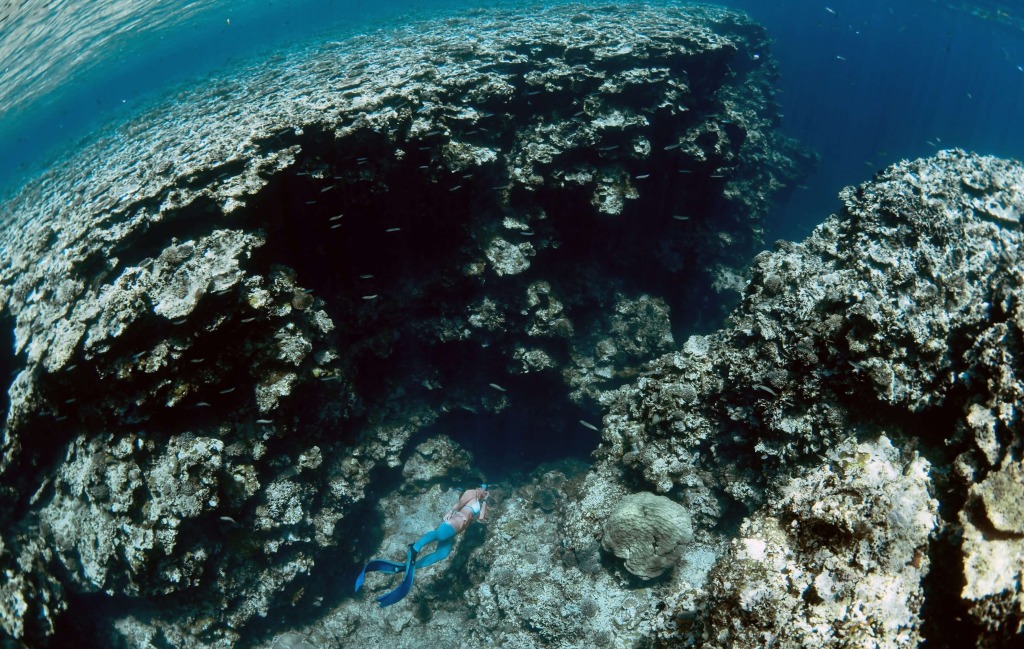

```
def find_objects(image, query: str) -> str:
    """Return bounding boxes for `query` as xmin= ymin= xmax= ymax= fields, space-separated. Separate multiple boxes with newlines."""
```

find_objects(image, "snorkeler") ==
xmin=355 ymin=485 xmax=490 ymax=607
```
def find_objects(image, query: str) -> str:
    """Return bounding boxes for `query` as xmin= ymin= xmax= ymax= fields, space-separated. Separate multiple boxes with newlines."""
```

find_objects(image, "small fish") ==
xmin=219 ymin=516 xmax=239 ymax=525
xmin=362 ymin=294 xmax=379 ymax=300
xmin=635 ymin=174 xmax=650 ymax=179
xmin=64 ymin=398 xmax=76 ymax=404
xmin=385 ymin=227 xmax=401 ymax=232
xmin=835 ymin=55 xmax=847 ymax=61
xmin=573 ymin=110 xmax=586 ymax=117
xmin=319 ymin=375 xmax=340 ymax=382
xmin=520 ymin=230 xmax=534 ymax=236
xmin=190 ymin=358 xmax=204 ymax=364
xmin=753 ymin=384 xmax=778 ymax=396
xmin=525 ymin=90 xmax=542 ymax=96
xmin=488 ymin=383 xmax=507 ymax=392
xmin=664 ymin=143 xmax=680 ymax=150
xmin=321 ymin=185 xmax=336 ymax=192
xmin=329 ymin=214 xmax=343 ymax=221
xmin=672 ymin=215 xmax=690 ymax=221
xmin=172 ymin=318 xmax=187 ymax=325
xmin=450 ymin=185 xmax=463 ymax=191
xmin=306 ymin=200 xmax=317 ymax=205
xmin=331 ymin=224 xmax=343 ymax=229
xmin=419 ymin=165 xmax=430 ymax=169
xmin=825 ymin=6 xmax=836 ymax=15
xmin=710 ymin=173 xmax=726 ymax=178
xmin=579 ymin=420 xmax=599 ymax=432
xmin=240 ymin=317 xmax=257 ymax=323
xmin=356 ymin=157 xmax=368 ymax=163
xmin=256 ymin=419 xmax=274 ymax=424
xmin=196 ymin=402 xmax=212 ymax=407
xmin=219 ymin=387 xmax=236 ymax=394
xmin=678 ymin=169 xmax=693 ymax=174
xmin=359 ymin=274 xmax=374 ymax=279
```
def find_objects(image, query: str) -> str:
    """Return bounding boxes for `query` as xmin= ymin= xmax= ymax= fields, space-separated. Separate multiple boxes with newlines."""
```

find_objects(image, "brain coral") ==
xmin=602 ymin=491 xmax=694 ymax=579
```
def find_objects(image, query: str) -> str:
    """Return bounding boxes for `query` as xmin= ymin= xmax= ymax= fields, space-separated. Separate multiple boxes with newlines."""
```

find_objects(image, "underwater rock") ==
xmin=401 ymin=434 xmax=473 ymax=487
xmin=595 ymin=149 xmax=1024 ymax=646
xmin=960 ymin=459 xmax=1024 ymax=642
xmin=602 ymin=491 xmax=694 ymax=579
xmin=0 ymin=1 xmax=806 ymax=646
xmin=699 ymin=437 xmax=936 ymax=649
xmin=600 ymin=148 xmax=1024 ymax=512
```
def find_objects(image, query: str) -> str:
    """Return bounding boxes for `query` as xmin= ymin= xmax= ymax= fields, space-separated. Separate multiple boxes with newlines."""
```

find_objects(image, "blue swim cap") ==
xmin=481 ymin=483 xmax=488 ymax=490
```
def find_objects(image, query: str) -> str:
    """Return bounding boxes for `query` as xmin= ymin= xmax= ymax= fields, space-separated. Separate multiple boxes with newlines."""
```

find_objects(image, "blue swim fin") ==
xmin=354 ymin=559 xmax=407 ymax=592
xmin=374 ymin=546 xmax=417 ymax=608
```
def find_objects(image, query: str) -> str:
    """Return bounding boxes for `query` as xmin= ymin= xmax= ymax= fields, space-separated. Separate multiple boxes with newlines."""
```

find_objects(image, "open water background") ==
xmin=3 ymin=0 xmax=1024 ymax=239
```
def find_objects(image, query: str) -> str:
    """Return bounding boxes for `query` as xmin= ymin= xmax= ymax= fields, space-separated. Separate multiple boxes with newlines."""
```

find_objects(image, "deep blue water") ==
xmin=737 ymin=0 xmax=1024 ymax=239
xmin=3 ymin=0 xmax=1024 ymax=241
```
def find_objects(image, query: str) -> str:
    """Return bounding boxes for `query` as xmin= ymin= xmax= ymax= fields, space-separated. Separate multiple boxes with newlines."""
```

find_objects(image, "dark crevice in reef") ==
xmin=404 ymin=374 xmax=602 ymax=482
xmin=919 ymin=527 xmax=985 ymax=649
xmin=0 ymin=313 xmax=16 ymax=429
xmin=249 ymin=128 xmax=487 ymax=308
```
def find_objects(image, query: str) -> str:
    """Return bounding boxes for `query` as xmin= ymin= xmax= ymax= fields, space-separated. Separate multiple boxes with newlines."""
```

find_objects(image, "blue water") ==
xmin=5 ymin=0 xmax=1024 ymax=241
xmin=736 ymin=0 xmax=1024 ymax=239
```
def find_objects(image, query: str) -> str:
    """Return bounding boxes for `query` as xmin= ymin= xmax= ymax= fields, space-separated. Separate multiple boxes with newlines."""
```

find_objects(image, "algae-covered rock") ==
xmin=602 ymin=491 xmax=693 ymax=579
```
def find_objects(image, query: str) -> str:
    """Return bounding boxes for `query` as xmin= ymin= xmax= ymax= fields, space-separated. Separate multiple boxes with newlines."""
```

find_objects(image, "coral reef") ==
xmin=0 ymin=2 xmax=809 ymax=646
xmin=3 ymin=0 xmax=1022 ymax=644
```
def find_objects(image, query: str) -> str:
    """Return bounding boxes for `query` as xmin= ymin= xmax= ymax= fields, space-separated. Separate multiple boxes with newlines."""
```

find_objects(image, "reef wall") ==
xmin=0 ymin=3 xmax=812 ymax=646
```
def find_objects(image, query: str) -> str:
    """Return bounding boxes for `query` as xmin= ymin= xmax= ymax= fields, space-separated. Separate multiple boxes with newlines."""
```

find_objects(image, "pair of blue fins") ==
xmin=354 ymin=544 xmax=418 ymax=608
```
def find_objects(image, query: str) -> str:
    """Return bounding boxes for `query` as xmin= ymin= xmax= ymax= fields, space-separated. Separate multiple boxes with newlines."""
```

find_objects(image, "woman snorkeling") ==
xmin=355 ymin=485 xmax=490 ymax=607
